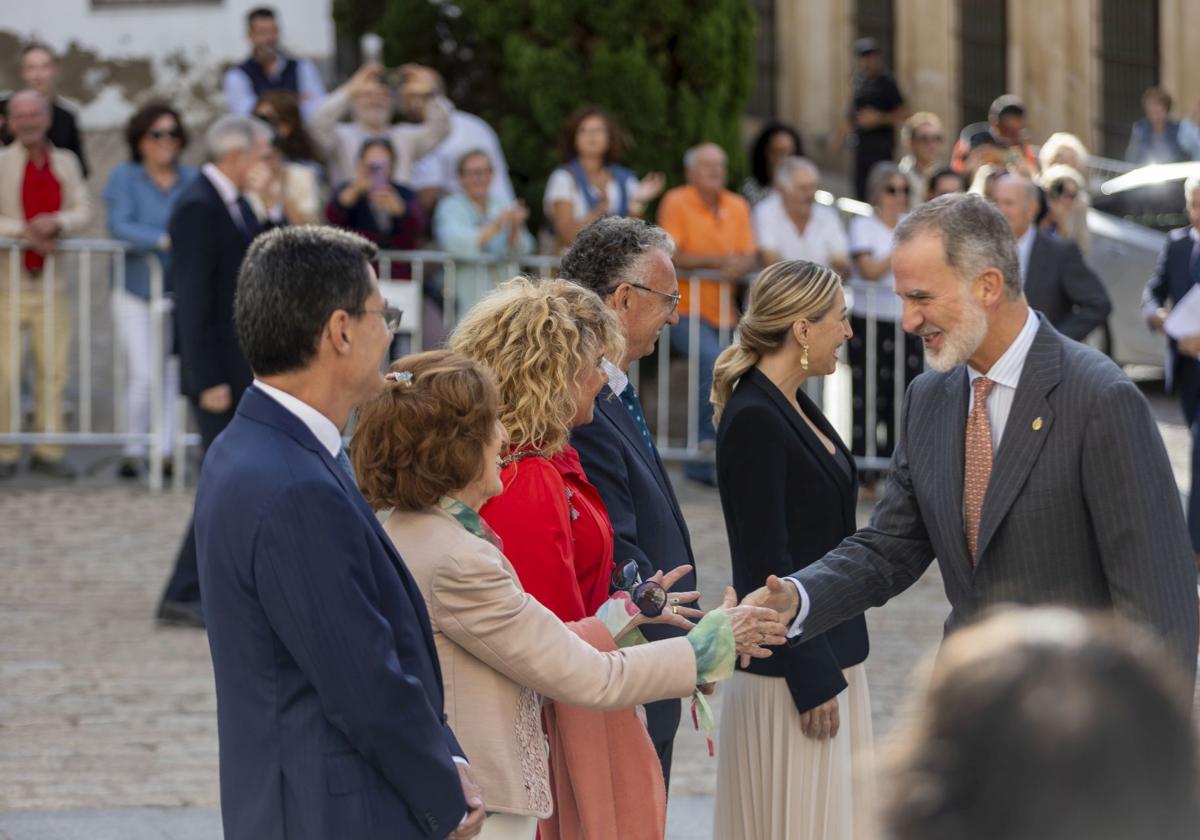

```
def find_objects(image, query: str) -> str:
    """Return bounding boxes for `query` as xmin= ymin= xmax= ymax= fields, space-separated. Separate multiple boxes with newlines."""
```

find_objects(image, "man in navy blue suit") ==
xmin=195 ymin=226 xmax=485 ymax=839
xmin=1145 ymin=173 xmax=1200 ymax=563
xmin=564 ymin=217 xmax=701 ymax=789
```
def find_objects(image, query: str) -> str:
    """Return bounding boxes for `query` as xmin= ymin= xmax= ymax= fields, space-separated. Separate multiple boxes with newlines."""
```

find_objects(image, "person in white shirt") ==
xmin=309 ymin=62 xmax=451 ymax=188
xmin=754 ymin=156 xmax=850 ymax=277
xmin=846 ymin=162 xmax=923 ymax=491
xmin=543 ymin=106 xmax=665 ymax=252
xmin=222 ymin=7 xmax=326 ymax=122
xmin=402 ymin=69 xmax=515 ymax=212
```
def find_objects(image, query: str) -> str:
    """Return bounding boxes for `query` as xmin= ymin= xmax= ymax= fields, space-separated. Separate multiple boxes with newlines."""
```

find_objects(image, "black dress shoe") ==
xmin=0 ymin=461 xmax=17 ymax=479
xmin=29 ymin=456 xmax=77 ymax=479
xmin=157 ymin=599 xmax=206 ymax=628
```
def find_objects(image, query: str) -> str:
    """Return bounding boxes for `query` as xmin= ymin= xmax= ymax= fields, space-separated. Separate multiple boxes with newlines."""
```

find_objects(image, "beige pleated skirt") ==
xmin=712 ymin=664 xmax=874 ymax=840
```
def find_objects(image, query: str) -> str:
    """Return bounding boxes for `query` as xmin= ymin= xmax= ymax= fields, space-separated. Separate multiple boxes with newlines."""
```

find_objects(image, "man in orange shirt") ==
xmin=657 ymin=142 xmax=756 ymax=485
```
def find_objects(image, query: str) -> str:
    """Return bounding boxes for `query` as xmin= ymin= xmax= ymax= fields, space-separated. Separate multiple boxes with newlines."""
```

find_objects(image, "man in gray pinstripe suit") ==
xmin=747 ymin=193 xmax=1199 ymax=675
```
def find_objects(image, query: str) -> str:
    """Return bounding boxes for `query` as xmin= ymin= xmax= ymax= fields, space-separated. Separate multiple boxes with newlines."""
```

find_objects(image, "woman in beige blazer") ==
xmin=353 ymin=350 xmax=785 ymax=840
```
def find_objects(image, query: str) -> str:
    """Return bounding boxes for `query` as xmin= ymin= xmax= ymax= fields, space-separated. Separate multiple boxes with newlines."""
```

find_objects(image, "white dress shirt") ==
xmin=786 ymin=308 xmax=1041 ymax=637
xmin=1015 ymin=225 xmax=1036 ymax=283
xmin=253 ymin=380 xmax=342 ymax=457
xmin=752 ymin=194 xmax=849 ymax=268
xmin=601 ymin=357 xmax=629 ymax=396
xmin=410 ymin=108 xmax=516 ymax=205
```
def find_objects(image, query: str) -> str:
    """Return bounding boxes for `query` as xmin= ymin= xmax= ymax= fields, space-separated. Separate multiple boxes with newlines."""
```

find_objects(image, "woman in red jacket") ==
xmin=449 ymin=277 xmax=726 ymax=839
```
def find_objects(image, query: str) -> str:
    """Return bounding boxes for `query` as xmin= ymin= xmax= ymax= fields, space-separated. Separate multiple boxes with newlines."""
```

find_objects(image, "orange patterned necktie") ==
xmin=964 ymin=376 xmax=996 ymax=564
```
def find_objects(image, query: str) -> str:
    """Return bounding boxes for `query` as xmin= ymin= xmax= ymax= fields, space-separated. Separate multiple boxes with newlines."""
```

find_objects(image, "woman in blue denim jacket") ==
xmin=103 ymin=103 xmax=196 ymax=478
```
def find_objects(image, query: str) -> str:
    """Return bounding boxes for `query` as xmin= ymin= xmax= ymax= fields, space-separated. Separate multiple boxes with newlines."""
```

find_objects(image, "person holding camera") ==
xmin=310 ymin=61 xmax=450 ymax=187
xmin=325 ymin=137 xmax=425 ymax=277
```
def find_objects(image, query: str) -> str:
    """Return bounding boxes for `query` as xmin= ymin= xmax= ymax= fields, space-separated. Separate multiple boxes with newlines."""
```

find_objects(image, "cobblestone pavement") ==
xmin=0 ymin=391 xmax=1195 ymax=839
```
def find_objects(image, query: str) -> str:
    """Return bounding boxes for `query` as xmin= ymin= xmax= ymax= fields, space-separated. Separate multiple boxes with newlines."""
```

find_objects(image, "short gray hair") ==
xmin=996 ymin=173 xmax=1039 ymax=207
xmin=1185 ymin=175 xmax=1200 ymax=209
xmin=895 ymin=193 xmax=1022 ymax=299
xmin=206 ymin=114 xmax=273 ymax=162
xmin=560 ymin=217 xmax=675 ymax=298
xmin=865 ymin=161 xmax=905 ymax=205
xmin=774 ymin=156 xmax=820 ymax=190
xmin=683 ymin=142 xmax=726 ymax=171
xmin=8 ymin=89 xmax=50 ymax=118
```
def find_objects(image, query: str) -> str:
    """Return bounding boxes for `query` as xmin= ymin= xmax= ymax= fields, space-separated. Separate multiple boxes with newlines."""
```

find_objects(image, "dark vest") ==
xmin=238 ymin=56 xmax=299 ymax=98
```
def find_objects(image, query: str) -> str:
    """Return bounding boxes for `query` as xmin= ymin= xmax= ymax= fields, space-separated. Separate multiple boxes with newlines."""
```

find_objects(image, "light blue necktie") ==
xmin=336 ymin=447 xmax=357 ymax=486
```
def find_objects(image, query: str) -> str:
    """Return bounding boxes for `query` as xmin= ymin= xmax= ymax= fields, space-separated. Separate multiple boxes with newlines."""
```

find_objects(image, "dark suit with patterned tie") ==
xmin=572 ymin=382 xmax=698 ymax=786
xmin=160 ymin=172 xmax=262 ymax=610
xmin=789 ymin=315 xmax=1198 ymax=677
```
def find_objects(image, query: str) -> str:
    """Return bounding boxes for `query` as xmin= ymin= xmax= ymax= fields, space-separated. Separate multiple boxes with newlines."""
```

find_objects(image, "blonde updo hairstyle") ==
xmin=449 ymin=276 xmax=624 ymax=455
xmin=710 ymin=260 xmax=842 ymax=426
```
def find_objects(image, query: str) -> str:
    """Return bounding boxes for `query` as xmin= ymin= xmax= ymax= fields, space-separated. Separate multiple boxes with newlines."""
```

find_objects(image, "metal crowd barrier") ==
xmin=1 ymin=238 xmax=178 ymax=490
xmin=377 ymin=249 xmax=908 ymax=472
xmin=0 ymin=238 xmax=906 ymax=488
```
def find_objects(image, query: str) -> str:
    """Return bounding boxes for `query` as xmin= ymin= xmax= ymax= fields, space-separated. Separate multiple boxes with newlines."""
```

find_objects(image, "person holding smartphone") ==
xmin=326 ymin=136 xmax=425 ymax=279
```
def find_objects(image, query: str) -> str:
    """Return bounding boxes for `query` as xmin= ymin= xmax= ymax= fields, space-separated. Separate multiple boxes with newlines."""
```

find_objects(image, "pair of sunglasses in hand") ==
xmin=610 ymin=559 xmax=668 ymax=618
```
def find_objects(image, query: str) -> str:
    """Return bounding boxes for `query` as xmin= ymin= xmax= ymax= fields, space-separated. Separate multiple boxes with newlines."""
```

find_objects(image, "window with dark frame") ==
xmin=745 ymin=0 xmax=777 ymax=120
xmin=959 ymin=0 xmax=1008 ymax=128
xmin=1099 ymin=0 xmax=1159 ymax=160
xmin=856 ymin=0 xmax=896 ymax=69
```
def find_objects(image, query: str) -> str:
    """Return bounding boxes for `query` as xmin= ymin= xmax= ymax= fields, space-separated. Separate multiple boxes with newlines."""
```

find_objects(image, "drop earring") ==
xmin=801 ymin=341 xmax=810 ymax=371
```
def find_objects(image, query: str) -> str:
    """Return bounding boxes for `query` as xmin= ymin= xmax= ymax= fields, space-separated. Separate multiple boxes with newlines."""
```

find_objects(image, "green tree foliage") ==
xmin=332 ymin=0 xmax=756 ymax=225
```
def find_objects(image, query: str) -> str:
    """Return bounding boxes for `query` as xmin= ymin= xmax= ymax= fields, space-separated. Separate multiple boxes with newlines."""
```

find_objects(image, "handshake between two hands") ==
xmin=627 ymin=566 xmax=800 ymax=664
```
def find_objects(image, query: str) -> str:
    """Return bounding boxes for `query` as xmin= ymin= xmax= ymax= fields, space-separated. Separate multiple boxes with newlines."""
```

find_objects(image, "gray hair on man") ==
xmin=560 ymin=216 xmax=675 ymax=299
xmin=206 ymin=114 xmax=273 ymax=161
xmin=683 ymin=142 xmax=726 ymax=171
xmin=773 ymin=156 xmax=820 ymax=190
xmin=8 ymin=88 xmax=50 ymax=117
xmin=996 ymin=172 xmax=1039 ymax=207
xmin=895 ymin=192 xmax=1022 ymax=299
xmin=1185 ymin=174 xmax=1200 ymax=209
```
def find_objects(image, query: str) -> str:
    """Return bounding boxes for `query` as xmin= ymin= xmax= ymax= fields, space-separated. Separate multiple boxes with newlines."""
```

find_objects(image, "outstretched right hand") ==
xmin=717 ymin=586 xmax=788 ymax=660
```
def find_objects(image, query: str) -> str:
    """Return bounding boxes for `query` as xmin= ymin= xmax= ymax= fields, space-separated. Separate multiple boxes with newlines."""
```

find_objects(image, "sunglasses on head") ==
xmin=147 ymin=128 xmax=182 ymax=141
xmin=610 ymin=559 xmax=668 ymax=617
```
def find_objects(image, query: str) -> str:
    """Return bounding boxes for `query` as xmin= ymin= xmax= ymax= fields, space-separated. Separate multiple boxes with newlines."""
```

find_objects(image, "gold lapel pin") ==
xmin=1032 ymin=417 xmax=1043 ymax=431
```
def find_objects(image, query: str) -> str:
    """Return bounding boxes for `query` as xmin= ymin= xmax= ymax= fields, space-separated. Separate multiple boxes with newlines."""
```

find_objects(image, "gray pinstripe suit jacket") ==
xmin=791 ymin=314 xmax=1199 ymax=675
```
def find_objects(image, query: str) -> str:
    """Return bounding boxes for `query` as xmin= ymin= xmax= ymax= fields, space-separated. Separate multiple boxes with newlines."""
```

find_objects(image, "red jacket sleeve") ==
xmin=480 ymin=459 xmax=588 ymax=621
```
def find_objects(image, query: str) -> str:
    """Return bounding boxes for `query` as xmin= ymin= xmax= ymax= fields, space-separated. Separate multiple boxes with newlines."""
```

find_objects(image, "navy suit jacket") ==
xmin=1024 ymin=231 xmax=1111 ymax=341
xmin=196 ymin=387 xmax=467 ymax=840
xmin=716 ymin=368 xmax=869 ymax=713
xmin=169 ymin=173 xmax=257 ymax=401
xmin=571 ymin=384 xmax=697 ymax=745
xmin=1144 ymin=227 xmax=1200 ymax=421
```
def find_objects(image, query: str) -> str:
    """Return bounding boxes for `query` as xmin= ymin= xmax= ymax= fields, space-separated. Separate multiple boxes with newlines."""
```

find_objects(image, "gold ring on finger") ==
xmin=672 ymin=605 xmax=678 ymax=615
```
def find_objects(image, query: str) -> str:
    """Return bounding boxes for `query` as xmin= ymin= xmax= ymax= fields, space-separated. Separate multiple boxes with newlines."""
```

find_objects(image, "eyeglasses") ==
xmin=621 ymin=282 xmax=682 ymax=312
xmin=147 ymin=128 xmax=182 ymax=141
xmin=884 ymin=184 xmax=911 ymax=196
xmin=611 ymin=559 xmax=668 ymax=617
xmin=460 ymin=167 xmax=493 ymax=178
xmin=913 ymin=133 xmax=943 ymax=143
xmin=362 ymin=302 xmax=404 ymax=332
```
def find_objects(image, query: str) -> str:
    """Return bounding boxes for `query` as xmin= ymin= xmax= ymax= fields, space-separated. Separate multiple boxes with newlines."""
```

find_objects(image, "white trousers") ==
xmin=111 ymin=287 xmax=178 ymax=456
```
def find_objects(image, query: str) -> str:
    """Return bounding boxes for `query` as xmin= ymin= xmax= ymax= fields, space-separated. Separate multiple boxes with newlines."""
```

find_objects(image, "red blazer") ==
xmin=481 ymin=445 xmax=614 ymax=620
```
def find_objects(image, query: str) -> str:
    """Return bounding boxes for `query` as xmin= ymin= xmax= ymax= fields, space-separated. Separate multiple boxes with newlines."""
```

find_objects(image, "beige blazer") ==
xmin=0 ymin=142 xmax=92 ymax=283
xmin=384 ymin=506 xmax=697 ymax=818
